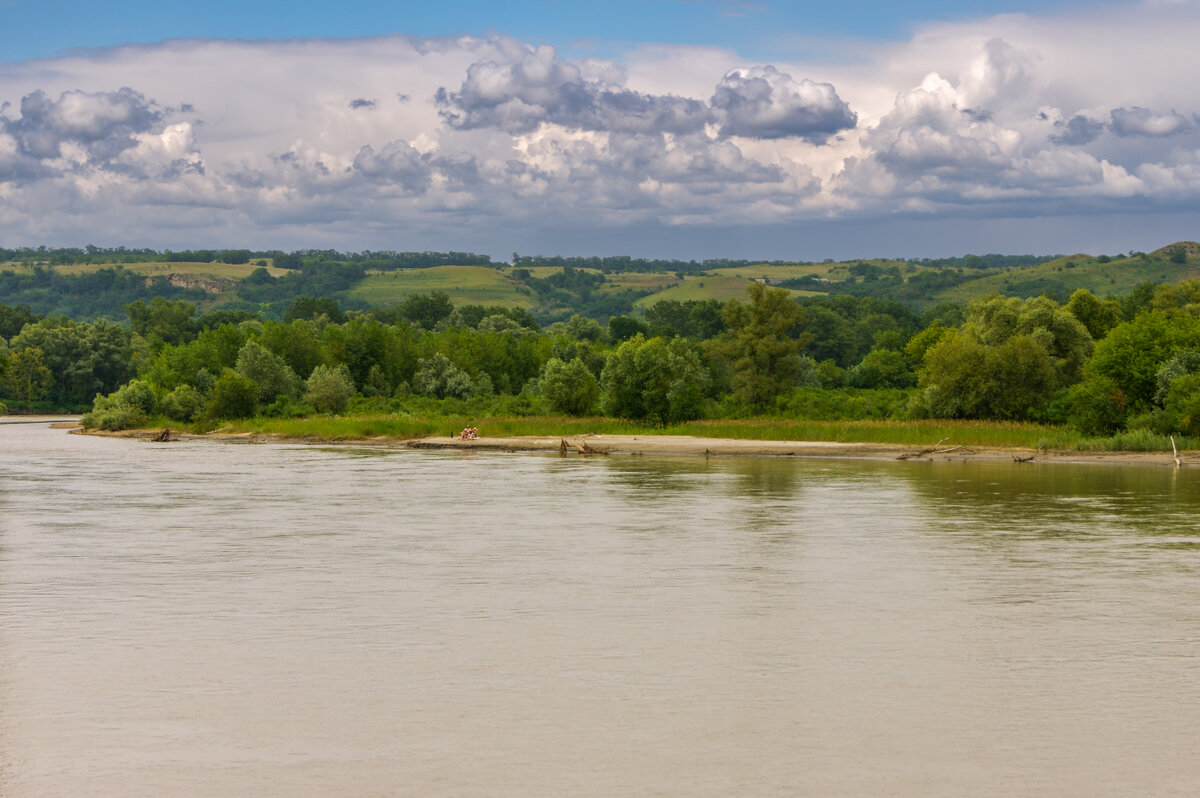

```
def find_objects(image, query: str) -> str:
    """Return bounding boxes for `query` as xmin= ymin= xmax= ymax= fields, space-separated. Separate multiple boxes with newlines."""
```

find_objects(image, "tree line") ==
xmin=5 ymin=278 xmax=1200 ymax=441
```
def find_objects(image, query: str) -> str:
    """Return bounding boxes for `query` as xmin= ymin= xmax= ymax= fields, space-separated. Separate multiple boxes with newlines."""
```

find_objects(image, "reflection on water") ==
xmin=1 ymin=422 xmax=1199 ymax=797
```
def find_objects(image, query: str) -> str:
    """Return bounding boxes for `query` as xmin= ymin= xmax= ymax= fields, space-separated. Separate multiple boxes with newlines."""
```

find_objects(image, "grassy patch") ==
xmin=635 ymin=275 xmax=816 ymax=307
xmin=933 ymin=251 xmax=1200 ymax=303
xmin=345 ymin=266 xmax=532 ymax=307
xmin=0 ymin=261 xmax=283 ymax=280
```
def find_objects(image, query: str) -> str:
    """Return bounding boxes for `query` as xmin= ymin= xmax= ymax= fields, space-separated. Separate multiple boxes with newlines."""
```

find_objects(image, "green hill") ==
xmin=932 ymin=243 xmax=1200 ymax=304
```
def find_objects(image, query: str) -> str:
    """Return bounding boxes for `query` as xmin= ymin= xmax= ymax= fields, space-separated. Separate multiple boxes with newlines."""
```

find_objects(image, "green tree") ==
xmin=540 ymin=357 xmax=599 ymax=416
xmin=847 ymin=349 xmax=915 ymax=389
xmin=81 ymin=379 xmax=157 ymax=430
xmin=10 ymin=318 xmax=135 ymax=407
xmin=723 ymin=284 xmax=806 ymax=408
xmin=608 ymin=315 xmax=647 ymax=342
xmin=125 ymin=297 xmax=197 ymax=346
xmin=798 ymin=306 xmax=856 ymax=366
xmin=235 ymin=341 xmax=300 ymax=403
xmin=600 ymin=335 xmax=709 ymax=424
xmin=1086 ymin=311 xmax=1200 ymax=409
xmin=919 ymin=332 xmax=1057 ymax=420
xmin=399 ymin=292 xmax=453 ymax=329
xmin=304 ymin=364 xmax=355 ymax=413
xmin=1065 ymin=289 xmax=1122 ymax=340
xmin=965 ymin=295 xmax=1093 ymax=384
xmin=206 ymin=369 xmax=259 ymax=419
xmin=160 ymin=384 xmax=203 ymax=422
xmin=412 ymin=353 xmax=476 ymax=399
xmin=3 ymin=347 xmax=54 ymax=403
xmin=284 ymin=296 xmax=346 ymax=324
xmin=0 ymin=302 xmax=40 ymax=339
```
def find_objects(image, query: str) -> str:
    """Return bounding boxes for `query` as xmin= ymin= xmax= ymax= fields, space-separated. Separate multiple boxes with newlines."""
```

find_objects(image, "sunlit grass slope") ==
xmin=635 ymin=275 xmax=817 ymax=307
xmin=346 ymin=265 xmax=532 ymax=307
xmin=934 ymin=244 xmax=1200 ymax=303
xmin=0 ymin=261 xmax=285 ymax=280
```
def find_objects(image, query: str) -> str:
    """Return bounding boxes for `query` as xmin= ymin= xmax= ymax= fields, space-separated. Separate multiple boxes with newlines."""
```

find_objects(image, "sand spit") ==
xmin=67 ymin=424 xmax=1199 ymax=467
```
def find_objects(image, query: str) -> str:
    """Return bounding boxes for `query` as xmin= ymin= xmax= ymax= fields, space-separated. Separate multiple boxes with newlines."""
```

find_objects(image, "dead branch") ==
xmin=152 ymin=427 xmax=172 ymax=443
xmin=898 ymin=437 xmax=949 ymax=460
xmin=559 ymin=437 xmax=609 ymax=455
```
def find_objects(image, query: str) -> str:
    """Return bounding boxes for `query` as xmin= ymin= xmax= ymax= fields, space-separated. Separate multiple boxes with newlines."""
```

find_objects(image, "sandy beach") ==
xmin=64 ymin=422 xmax=1197 ymax=467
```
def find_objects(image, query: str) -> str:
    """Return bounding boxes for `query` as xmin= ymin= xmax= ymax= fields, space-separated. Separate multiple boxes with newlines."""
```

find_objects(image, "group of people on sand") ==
xmin=459 ymin=426 xmax=479 ymax=440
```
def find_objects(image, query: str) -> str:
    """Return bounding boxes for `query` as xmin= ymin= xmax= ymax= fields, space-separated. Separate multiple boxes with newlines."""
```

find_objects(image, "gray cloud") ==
xmin=1050 ymin=114 xmax=1105 ymax=145
xmin=710 ymin=66 xmax=856 ymax=142
xmin=1109 ymin=106 xmax=1194 ymax=137
xmin=437 ymin=47 xmax=857 ymax=144
xmin=2 ymin=87 xmax=162 ymax=162
xmin=352 ymin=139 xmax=432 ymax=191
xmin=348 ymin=98 xmax=376 ymax=110
xmin=437 ymin=46 xmax=710 ymax=135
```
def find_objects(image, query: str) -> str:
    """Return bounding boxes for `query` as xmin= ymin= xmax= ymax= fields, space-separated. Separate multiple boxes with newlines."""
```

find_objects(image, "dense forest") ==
xmin=4 ymin=273 xmax=1200 ymax=446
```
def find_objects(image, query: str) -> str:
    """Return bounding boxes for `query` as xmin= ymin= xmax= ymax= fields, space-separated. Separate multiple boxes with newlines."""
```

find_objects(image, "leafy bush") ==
xmin=412 ymin=353 xmax=476 ymax=400
xmin=205 ymin=369 xmax=259 ymax=419
xmin=235 ymin=341 xmax=300 ymax=403
xmin=540 ymin=357 xmax=599 ymax=416
xmin=160 ymin=384 xmax=203 ymax=422
xmin=1065 ymin=377 xmax=1128 ymax=436
xmin=304 ymin=364 xmax=355 ymax=413
xmin=600 ymin=335 xmax=709 ymax=424
xmin=81 ymin=379 xmax=157 ymax=430
xmin=847 ymin=349 xmax=915 ymax=389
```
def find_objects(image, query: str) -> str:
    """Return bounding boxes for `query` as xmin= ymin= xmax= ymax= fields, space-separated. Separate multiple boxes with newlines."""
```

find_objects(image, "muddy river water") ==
xmin=1 ymin=419 xmax=1198 ymax=796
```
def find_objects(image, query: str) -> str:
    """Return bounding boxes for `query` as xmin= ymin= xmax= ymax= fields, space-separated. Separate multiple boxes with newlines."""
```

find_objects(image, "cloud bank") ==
xmin=2 ymin=5 xmax=1200 ymax=256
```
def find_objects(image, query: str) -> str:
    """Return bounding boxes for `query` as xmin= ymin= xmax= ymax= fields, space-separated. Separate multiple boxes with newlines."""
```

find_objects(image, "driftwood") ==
xmin=152 ymin=427 xmax=172 ymax=443
xmin=1013 ymin=446 xmax=1043 ymax=463
xmin=898 ymin=438 xmax=974 ymax=460
xmin=1171 ymin=435 xmax=1181 ymax=468
xmin=559 ymin=437 xmax=609 ymax=455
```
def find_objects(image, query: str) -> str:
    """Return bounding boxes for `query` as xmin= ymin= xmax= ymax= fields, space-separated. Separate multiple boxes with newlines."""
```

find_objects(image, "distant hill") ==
xmin=2 ymin=242 xmax=1199 ymax=323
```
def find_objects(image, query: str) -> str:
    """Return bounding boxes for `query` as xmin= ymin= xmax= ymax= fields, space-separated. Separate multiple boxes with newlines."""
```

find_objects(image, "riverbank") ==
xmin=66 ymin=422 xmax=1197 ymax=467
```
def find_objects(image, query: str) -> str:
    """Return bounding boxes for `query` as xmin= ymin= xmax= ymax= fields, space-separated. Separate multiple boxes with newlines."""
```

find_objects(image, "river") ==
xmin=1 ymin=419 xmax=1198 ymax=796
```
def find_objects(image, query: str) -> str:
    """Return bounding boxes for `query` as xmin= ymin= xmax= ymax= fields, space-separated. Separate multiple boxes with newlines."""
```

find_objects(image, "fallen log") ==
xmin=898 ymin=438 xmax=977 ymax=460
xmin=152 ymin=427 xmax=172 ymax=443
xmin=898 ymin=438 xmax=948 ymax=460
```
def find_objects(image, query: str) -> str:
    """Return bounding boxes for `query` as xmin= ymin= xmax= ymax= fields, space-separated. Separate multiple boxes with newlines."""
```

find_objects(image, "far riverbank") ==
xmin=63 ymin=422 xmax=1198 ymax=468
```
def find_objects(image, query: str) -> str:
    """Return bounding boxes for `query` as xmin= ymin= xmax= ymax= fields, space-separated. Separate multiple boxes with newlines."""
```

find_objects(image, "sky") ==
xmin=1 ymin=0 xmax=1199 ymax=259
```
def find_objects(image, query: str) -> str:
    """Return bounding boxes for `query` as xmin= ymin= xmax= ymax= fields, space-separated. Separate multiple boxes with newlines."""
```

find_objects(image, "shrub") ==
xmin=1065 ymin=377 xmax=1128 ymax=436
xmin=540 ymin=357 xmax=599 ymax=416
xmin=81 ymin=379 xmax=156 ymax=430
xmin=235 ymin=341 xmax=300 ymax=403
xmin=600 ymin=335 xmax=709 ymax=424
xmin=412 ymin=354 xmax=475 ymax=400
xmin=205 ymin=369 xmax=259 ymax=419
xmin=160 ymin=384 xmax=203 ymax=422
xmin=304 ymin=364 xmax=355 ymax=413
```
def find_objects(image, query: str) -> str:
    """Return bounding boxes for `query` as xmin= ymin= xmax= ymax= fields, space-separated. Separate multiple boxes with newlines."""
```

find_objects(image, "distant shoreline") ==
xmin=64 ymin=423 xmax=1197 ymax=468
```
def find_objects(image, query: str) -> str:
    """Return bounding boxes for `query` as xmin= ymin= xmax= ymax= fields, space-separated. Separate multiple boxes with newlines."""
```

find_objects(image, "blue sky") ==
xmin=1 ymin=0 xmax=1091 ymax=63
xmin=0 ymin=0 xmax=1197 ymax=258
